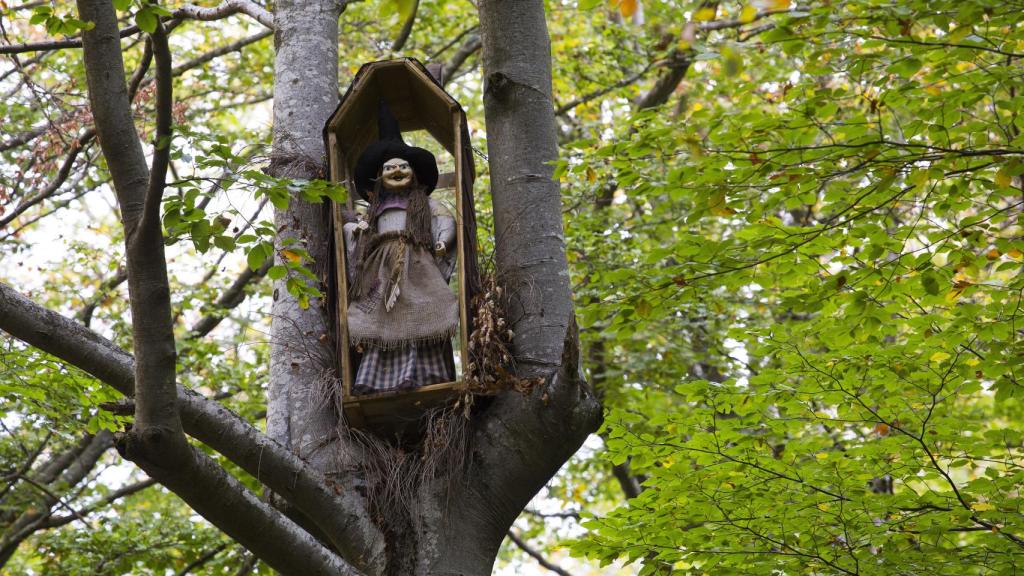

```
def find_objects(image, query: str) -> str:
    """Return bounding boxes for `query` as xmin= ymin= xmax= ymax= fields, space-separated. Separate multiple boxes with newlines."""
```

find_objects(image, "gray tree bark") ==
xmin=266 ymin=0 xmax=342 ymax=471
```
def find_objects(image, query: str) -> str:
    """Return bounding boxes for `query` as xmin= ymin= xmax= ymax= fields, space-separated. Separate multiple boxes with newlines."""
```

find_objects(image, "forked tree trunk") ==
xmin=264 ymin=0 xmax=602 ymax=573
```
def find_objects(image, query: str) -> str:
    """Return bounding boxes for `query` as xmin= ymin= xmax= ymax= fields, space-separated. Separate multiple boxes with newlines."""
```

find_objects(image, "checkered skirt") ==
xmin=352 ymin=340 xmax=455 ymax=395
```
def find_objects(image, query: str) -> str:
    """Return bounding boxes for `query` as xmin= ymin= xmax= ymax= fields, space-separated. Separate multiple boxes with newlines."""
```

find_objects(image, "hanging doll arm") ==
xmin=342 ymin=209 xmax=367 ymax=284
xmin=429 ymin=198 xmax=457 ymax=282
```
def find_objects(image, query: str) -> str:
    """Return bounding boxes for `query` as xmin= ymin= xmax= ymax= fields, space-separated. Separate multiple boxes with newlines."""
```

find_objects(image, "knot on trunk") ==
xmin=267 ymin=151 xmax=325 ymax=179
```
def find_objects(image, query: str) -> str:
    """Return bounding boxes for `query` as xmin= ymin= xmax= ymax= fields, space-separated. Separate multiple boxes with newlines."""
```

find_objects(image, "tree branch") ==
xmin=0 ymin=23 xmax=145 ymax=55
xmin=175 ymin=543 xmax=228 ymax=576
xmin=78 ymin=0 xmax=180 ymax=444
xmin=0 ymin=131 xmax=94 ymax=230
xmin=635 ymin=51 xmax=692 ymax=110
xmin=186 ymin=260 xmax=271 ymax=339
xmin=390 ymin=0 xmax=418 ymax=51
xmin=120 ymin=440 xmax=358 ymax=575
xmin=1 ymin=25 xmax=261 ymax=159
xmin=698 ymin=7 xmax=794 ymax=32
xmin=171 ymin=28 xmax=272 ymax=76
xmin=127 ymin=37 xmax=154 ymax=103
xmin=173 ymin=0 xmax=274 ymax=30
xmin=0 ymin=431 xmax=113 ymax=566
xmin=35 ymin=478 xmax=158 ymax=530
xmin=141 ymin=19 xmax=173 ymax=239
xmin=0 ymin=282 xmax=386 ymax=573
xmin=556 ymin=60 xmax=655 ymax=116
xmin=0 ymin=125 xmax=47 ymax=152
xmin=506 ymin=531 xmax=575 ymax=576
xmin=610 ymin=460 xmax=642 ymax=499
xmin=76 ymin=268 xmax=129 ymax=327
xmin=442 ymin=33 xmax=480 ymax=85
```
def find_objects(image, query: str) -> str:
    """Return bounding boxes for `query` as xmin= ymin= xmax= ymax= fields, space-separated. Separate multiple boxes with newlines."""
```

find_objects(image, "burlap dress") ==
xmin=344 ymin=197 xmax=458 ymax=395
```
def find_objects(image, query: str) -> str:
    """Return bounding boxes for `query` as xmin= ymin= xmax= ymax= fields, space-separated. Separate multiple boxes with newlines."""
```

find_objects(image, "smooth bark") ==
xmin=266 ymin=0 xmax=343 ymax=470
xmin=478 ymin=0 xmax=574 ymax=377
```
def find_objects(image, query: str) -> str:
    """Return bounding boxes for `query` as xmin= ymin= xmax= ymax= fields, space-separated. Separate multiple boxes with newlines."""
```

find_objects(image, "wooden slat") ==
xmin=454 ymin=111 xmax=469 ymax=390
xmin=336 ymin=156 xmax=355 ymax=399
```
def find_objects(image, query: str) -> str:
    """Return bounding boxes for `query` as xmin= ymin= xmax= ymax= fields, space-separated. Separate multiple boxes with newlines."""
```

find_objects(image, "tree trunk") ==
xmin=267 ymin=0 xmax=341 ymax=469
xmin=259 ymin=0 xmax=601 ymax=572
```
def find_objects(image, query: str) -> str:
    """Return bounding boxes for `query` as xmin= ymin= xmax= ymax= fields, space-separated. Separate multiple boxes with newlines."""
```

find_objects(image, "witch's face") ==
xmin=381 ymin=158 xmax=413 ymax=190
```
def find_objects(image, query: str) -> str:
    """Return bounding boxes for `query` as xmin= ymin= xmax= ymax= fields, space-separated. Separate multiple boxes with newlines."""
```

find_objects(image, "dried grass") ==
xmin=337 ymin=403 xmax=471 ymax=528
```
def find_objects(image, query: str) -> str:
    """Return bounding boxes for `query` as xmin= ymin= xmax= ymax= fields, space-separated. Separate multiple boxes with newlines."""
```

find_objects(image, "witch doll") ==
xmin=343 ymin=100 xmax=459 ymax=395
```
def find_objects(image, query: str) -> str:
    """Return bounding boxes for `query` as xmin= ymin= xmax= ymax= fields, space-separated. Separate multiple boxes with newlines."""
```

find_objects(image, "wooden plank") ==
xmin=343 ymin=402 xmax=366 ymax=428
xmin=436 ymin=171 xmax=456 ymax=189
xmin=344 ymin=384 xmax=461 ymax=433
xmin=454 ymin=111 xmax=469 ymax=390
xmin=345 ymin=380 xmax=456 ymax=402
xmin=337 ymin=157 xmax=355 ymax=399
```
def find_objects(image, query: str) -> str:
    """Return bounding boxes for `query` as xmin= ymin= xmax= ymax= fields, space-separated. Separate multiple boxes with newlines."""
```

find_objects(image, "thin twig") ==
xmin=506 ymin=531 xmax=575 ymax=576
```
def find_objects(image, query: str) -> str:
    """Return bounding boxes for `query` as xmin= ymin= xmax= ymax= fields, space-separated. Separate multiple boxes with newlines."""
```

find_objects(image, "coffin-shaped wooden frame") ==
xmin=323 ymin=58 xmax=478 ymax=430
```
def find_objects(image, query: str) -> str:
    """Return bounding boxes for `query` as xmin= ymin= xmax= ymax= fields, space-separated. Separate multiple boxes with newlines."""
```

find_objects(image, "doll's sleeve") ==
xmin=429 ymin=198 xmax=457 ymax=282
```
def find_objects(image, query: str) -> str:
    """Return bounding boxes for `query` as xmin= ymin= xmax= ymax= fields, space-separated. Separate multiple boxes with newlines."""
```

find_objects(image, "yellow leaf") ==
xmin=572 ymin=484 xmax=586 ymax=502
xmin=709 ymin=190 xmax=735 ymax=216
xmin=739 ymin=4 xmax=757 ymax=23
xmin=617 ymin=0 xmax=637 ymax=18
xmin=635 ymin=298 xmax=652 ymax=318
xmin=994 ymin=169 xmax=1012 ymax=188
xmin=971 ymin=502 xmax=995 ymax=512
xmin=966 ymin=358 xmax=980 ymax=367
xmin=693 ymin=7 xmax=716 ymax=21
xmin=909 ymin=169 xmax=928 ymax=187
xmin=817 ymin=502 xmax=830 ymax=511
xmin=929 ymin=352 xmax=951 ymax=363
xmin=281 ymin=250 xmax=302 ymax=263
xmin=815 ymin=452 xmax=828 ymax=460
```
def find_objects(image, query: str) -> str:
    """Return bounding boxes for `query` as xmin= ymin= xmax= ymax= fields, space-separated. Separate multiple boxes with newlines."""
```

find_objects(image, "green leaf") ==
xmin=135 ymin=7 xmax=157 ymax=33
xmin=148 ymin=3 xmax=172 ymax=16
xmin=246 ymin=244 xmax=267 ymax=271
xmin=213 ymin=235 xmax=235 ymax=252
xmin=887 ymin=57 xmax=923 ymax=78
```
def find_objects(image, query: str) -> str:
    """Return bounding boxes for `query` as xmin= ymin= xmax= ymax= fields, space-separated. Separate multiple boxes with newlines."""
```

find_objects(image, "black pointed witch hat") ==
xmin=353 ymin=100 xmax=439 ymax=200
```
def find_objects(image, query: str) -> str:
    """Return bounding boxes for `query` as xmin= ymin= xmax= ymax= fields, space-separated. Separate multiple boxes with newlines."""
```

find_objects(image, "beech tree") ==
xmin=4 ymin=0 xmax=1023 ymax=574
xmin=0 ymin=0 xmax=600 ymax=574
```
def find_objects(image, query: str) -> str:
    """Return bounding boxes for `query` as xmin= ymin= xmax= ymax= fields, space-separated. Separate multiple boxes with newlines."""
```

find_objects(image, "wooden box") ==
xmin=322 ymin=58 xmax=479 ymax=431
